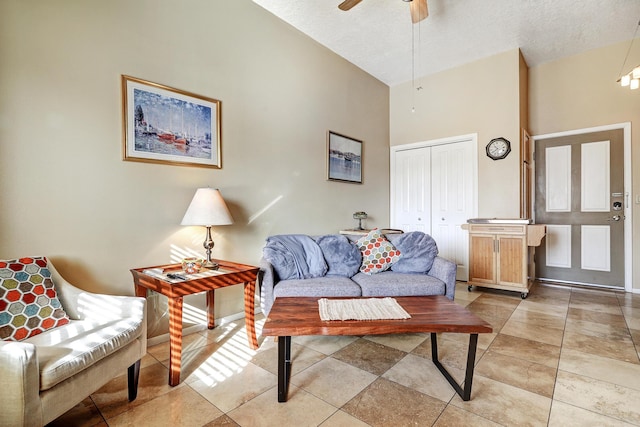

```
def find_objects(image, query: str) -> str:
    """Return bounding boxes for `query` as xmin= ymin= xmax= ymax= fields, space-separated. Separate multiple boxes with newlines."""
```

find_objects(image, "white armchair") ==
xmin=0 ymin=261 xmax=147 ymax=427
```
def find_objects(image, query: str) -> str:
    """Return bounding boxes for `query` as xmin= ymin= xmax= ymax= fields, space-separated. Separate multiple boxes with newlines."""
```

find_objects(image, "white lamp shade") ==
xmin=181 ymin=188 xmax=234 ymax=226
xmin=631 ymin=79 xmax=640 ymax=90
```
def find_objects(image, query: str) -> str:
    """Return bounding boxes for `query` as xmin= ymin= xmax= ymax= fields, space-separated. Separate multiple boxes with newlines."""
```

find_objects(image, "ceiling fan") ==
xmin=338 ymin=0 xmax=428 ymax=24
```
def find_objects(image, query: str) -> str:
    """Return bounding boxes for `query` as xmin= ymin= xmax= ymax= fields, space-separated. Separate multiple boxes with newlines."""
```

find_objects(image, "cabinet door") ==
xmin=469 ymin=234 xmax=496 ymax=284
xmin=497 ymin=235 xmax=526 ymax=287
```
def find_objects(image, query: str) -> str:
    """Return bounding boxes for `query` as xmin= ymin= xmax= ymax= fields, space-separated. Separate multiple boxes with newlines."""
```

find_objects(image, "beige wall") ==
xmin=390 ymin=42 xmax=639 ymax=291
xmin=529 ymin=39 xmax=640 ymax=290
xmin=1 ymin=2 xmax=638 ymax=340
xmin=0 ymin=0 xmax=390 ymax=330
xmin=390 ymin=49 xmax=523 ymax=218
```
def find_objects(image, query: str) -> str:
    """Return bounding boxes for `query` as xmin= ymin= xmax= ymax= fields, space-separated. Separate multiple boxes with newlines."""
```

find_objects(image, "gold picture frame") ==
xmin=122 ymin=75 xmax=221 ymax=168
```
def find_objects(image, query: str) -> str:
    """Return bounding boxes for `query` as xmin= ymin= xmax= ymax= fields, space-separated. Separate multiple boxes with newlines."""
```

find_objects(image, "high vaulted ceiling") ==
xmin=253 ymin=0 xmax=640 ymax=87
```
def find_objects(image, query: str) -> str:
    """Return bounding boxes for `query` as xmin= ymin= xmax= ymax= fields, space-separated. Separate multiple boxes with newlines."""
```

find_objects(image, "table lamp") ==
xmin=181 ymin=188 xmax=234 ymax=269
xmin=353 ymin=211 xmax=368 ymax=230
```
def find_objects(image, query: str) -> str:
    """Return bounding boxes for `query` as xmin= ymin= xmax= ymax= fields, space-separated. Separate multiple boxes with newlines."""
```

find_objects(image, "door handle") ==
xmin=607 ymin=215 xmax=622 ymax=222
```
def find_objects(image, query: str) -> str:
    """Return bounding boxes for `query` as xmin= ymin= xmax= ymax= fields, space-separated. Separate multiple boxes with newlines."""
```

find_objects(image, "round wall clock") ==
xmin=486 ymin=137 xmax=511 ymax=160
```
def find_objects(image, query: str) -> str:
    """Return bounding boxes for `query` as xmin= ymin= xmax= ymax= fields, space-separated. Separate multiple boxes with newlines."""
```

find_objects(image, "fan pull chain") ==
xmin=411 ymin=23 xmax=416 ymax=113
xmin=411 ymin=17 xmax=424 ymax=113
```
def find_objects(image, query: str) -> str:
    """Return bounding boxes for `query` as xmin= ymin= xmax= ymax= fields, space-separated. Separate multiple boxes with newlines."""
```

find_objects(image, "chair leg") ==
xmin=127 ymin=360 xmax=141 ymax=401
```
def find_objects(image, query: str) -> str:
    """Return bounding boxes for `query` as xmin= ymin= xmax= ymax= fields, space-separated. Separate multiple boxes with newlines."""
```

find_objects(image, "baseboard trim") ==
xmin=146 ymin=306 xmax=263 ymax=347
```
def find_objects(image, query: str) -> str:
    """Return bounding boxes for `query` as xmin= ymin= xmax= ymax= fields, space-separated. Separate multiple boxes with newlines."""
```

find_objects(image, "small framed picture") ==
xmin=122 ymin=75 xmax=221 ymax=168
xmin=327 ymin=131 xmax=363 ymax=184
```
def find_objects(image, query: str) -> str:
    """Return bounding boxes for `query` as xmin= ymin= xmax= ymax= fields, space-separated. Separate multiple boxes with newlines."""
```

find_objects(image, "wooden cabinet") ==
xmin=464 ymin=223 xmax=545 ymax=298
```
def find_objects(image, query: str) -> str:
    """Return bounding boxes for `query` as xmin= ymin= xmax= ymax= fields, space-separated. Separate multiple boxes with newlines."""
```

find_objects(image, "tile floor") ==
xmin=48 ymin=282 xmax=640 ymax=427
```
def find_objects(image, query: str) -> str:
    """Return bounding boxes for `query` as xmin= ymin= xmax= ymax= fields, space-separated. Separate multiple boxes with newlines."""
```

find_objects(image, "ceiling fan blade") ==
xmin=410 ymin=0 xmax=428 ymax=23
xmin=338 ymin=0 xmax=363 ymax=11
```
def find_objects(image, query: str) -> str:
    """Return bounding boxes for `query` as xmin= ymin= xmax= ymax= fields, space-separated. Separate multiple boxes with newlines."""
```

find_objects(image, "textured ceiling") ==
xmin=252 ymin=0 xmax=640 ymax=87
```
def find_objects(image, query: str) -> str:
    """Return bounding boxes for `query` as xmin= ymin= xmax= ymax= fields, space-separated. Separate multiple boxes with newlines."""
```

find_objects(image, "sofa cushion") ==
xmin=314 ymin=234 xmax=362 ymax=277
xmin=0 ymin=257 xmax=70 ymax=341
xmin=356 ymin=229 xmax=401 ymax=275
xmin=263 ymin=235 xmax=327 ymax=280
xmin=352 ymin=271 xmax=446 ymax=297
xmin=273 ymin=277 xmax=362 ymax=298
xmin=25 ymin=314 xmax=145 ymax=391
xmin=388 ymin=231 xmax=439 ymax=274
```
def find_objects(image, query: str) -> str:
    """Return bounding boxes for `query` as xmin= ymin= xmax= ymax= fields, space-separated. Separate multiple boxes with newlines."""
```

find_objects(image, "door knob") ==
xmin=608 ymin=215 xmax=621 ymax=221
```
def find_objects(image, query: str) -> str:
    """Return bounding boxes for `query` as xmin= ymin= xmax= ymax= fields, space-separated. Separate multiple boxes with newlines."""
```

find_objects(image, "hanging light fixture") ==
xmin=409 ymin=1 xmax=426 ymax=113
xmin=617 ymin=19 xmax=640 ymax=90
xmin=411 ymin=20 xmax=417 ymax=112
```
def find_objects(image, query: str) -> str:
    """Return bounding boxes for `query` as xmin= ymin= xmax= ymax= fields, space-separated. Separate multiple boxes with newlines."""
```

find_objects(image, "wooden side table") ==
xmin=130 ymin=259 xmax=260 ymax=386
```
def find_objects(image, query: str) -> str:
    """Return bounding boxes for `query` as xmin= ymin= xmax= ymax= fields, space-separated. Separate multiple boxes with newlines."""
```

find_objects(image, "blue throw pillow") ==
xmin=389 ymin=231 xmax=438 ymax=274
xmin=314 ymin=234 xmax=362 ymax=277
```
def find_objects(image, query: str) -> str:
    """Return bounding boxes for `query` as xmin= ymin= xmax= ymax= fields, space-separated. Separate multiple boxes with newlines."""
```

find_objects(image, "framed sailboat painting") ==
xmin=122 ymin=75 xmax=221 ymax=168
xmin=327 ymin=131 xmax=362 ymax=184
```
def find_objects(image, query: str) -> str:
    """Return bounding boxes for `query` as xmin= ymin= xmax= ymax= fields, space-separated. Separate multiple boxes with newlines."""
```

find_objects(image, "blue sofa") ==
xmin=259 ymin=231 xmax=457 ymax=316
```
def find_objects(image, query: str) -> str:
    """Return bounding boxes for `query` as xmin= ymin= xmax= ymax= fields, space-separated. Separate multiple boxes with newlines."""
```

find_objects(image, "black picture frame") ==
xmin=327 ymin=131 xmax=363 ymax=184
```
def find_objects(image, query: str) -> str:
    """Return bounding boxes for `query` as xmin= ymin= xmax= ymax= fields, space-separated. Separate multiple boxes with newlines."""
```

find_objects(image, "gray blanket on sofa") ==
xmin=263 ymin=234 xmax=328 ymax=280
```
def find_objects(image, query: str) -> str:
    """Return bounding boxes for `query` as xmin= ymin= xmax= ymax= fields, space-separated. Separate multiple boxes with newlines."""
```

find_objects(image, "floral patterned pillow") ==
xmin=0 ymin=257 xmax=70 ymax=341
xmin=356 ymin=229 xmax=402 ymax=275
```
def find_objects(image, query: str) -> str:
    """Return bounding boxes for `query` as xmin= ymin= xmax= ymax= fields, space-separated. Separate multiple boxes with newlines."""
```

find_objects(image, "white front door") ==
xmin=534 ymin=126 xmax=630 ymax=289
xmin=391 ymin=135 xmax=477 ymax=281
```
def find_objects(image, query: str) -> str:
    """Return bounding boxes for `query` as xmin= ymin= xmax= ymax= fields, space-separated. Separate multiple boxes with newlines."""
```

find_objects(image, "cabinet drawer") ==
xmin=468 ymin=224 xmax=526 ymax=235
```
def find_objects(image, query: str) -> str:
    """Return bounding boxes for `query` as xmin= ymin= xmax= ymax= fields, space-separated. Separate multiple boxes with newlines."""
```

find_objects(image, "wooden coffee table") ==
xmin=262 ymin=296 xmax=492 ymax=402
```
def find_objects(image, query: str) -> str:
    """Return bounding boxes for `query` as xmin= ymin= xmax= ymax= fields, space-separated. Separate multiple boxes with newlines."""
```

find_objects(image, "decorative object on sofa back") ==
xmin=355 ymin=229 xmax=402 ymax=275
xmin=0 ymin=256 xmax=70 ymax=341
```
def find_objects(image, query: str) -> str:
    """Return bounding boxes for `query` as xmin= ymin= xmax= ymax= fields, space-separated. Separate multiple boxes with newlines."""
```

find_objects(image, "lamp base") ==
xmin=202 ymin=226 xmax=219 ymax=270
xmin=203 ymin=260 xmax=219 ymax=270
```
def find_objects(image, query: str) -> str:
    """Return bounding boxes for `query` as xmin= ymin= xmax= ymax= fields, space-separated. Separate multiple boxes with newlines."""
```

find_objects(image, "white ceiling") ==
xmin=252 ymin=0 xmax=640 ymax=87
